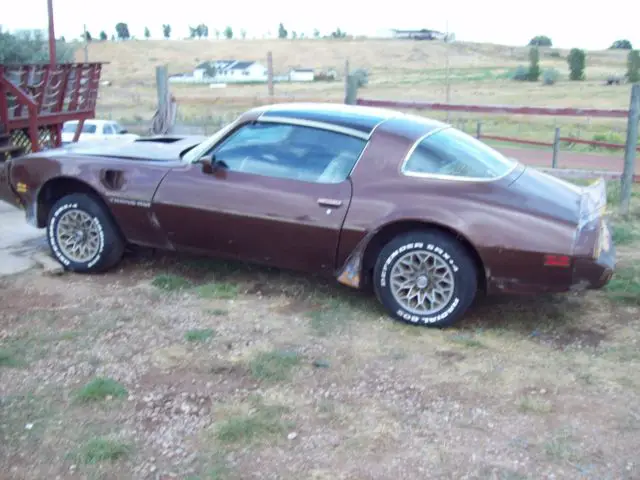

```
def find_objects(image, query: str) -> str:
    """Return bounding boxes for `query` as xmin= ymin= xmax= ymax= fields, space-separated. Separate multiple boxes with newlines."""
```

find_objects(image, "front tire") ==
xmin=46 ymin=193 xmax=125 ymax=273
xmin=373 ymin=231 xmax=478 ymax=328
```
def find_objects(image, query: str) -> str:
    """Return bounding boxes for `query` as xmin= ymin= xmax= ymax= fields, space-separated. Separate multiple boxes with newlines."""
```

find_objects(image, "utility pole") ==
xmin=83 ymin=24 xmax=89 ymax=62
xmin=444 ymin=19 xmax=451 ymax=122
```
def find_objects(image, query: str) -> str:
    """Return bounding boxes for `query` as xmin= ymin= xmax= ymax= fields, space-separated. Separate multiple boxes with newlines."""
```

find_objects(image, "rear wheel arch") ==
xmin=360 ymin=220 xmax=487 ymax=293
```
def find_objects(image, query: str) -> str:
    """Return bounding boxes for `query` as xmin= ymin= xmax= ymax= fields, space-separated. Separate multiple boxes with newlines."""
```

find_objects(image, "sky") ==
xmin=2 ymin=0 xmax=639 ymax=50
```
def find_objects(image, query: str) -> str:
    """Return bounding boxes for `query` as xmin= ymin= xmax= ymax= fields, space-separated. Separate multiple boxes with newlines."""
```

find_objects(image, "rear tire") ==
xmin=46 ymin=193 xmax=125 ymax=273
xmin=373 ymin=230 xmax=478 ymax=328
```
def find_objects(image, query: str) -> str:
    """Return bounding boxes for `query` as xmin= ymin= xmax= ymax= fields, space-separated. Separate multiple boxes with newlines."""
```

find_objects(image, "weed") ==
xmin=249 ymin=350 xmax=300 ymax=382
xmin=152 ymin=274 xmax=192 ymax=291
xmin=0 ymin=348 xmax=22 ymax=367
xmin=185 ymin=328 xmax=216 ymax=342
xmin=74 ymin=377 xmax=128 ymax=403
xmin=611 ymin=223 xmax=638 ymax=245
xmin=205 ymin=308 xmax=228 ymax=316
xmin=544 ymin=429 xmax=576 ymax=461
xmin=71 ymin=437 xmax=132 ymax=464
xmin=195 ymin=282 xmax=239 ymax=299
xmin=448 ymin=333 xmax=486 ymax=348
xmin=605 ymin=265 xmax=640 ymax=305
xmin=214 ymin=404 xmax=292 ymax=445
xmin=518 ymin=396 xmax=553 ymax=414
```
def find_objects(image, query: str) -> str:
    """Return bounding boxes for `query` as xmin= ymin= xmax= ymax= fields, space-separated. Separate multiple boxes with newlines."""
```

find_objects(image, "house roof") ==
xmin=291 ymin=68 xmax=314 ymax=72
xmin=229 ymin=61 xmax=255 ymax=70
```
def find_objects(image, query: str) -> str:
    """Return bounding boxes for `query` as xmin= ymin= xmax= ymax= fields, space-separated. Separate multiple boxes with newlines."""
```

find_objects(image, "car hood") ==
xmin=506 ymin=166 xmax=584 ymax=225
xmin=42 ymin=135 xmax=207 ymax=162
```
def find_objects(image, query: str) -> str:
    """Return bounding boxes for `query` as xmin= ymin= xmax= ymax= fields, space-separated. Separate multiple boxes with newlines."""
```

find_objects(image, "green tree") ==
xmin=628 ymin=50 xmax=640 ymax=83
xmin=241 ymin=29 xmax=247 ymax=39
xmin=292 ymin=31 xmax=297 ymax=40
xmin=331 ymin=28 xmax=346 ymax=38
xmin=162 ymin=24 xmax=171 ymax=39
xmin=99 ymin=31 xmax=108 ymax=41
xmin=278 ymin=22 xmax=287 ymax=39
xmin=610 ymin=39 xmax=633 ymax=50
xmin=224 ymin=26 xmax=233 ymax=39
xmin=313 ymin=29 xmax=320 ymax=38
xmin=527 ymin=46 xmax=541 ymax=81
xmin=0 ymin=28 xmax=74 ymax=63
xmin=115 ymin=22 xmax=130 ymax=40
xmin=144 ymin=27 xmax=151 ymax=39
xmin=528 ymin=35 xmax=552 ymax=47
xmin=84 ymin=30 xmax=92 ymax=42
xmin=567 ymin=48 xmax=586 ymax=80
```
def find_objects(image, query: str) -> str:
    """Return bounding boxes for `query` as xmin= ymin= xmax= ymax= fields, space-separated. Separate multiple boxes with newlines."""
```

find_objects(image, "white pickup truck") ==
xmin=61 ymin=120 xmax=139 ymax=145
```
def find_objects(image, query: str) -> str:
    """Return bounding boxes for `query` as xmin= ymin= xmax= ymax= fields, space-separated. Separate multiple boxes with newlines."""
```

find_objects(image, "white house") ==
xmin=193 ymin=60 xmax=268 ymax=83
xmin=289 ymin=68 xmax=314 ymax=82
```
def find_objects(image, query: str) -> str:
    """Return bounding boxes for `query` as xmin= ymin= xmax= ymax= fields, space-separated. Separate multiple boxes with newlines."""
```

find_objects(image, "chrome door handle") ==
xmin=317 ymin=198 xmax=343 ymax=208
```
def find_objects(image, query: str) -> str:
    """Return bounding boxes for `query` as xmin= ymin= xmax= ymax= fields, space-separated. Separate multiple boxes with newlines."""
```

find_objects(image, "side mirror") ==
xmin=120 ymin=129 xmax=129 ymax=134
xmin=199 ymin=155 xmax=228 ymax=175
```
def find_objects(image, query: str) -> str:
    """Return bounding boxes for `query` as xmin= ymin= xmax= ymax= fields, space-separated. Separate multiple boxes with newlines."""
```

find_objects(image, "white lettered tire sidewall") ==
xmin=373 ymin=232 xmax=478 ymax=328
xmin=47 ymin=193 xmax=124 ymax=273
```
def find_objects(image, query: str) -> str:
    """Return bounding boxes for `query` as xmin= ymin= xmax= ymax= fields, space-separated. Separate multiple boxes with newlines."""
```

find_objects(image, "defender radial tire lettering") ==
xmin=373 ymin=231 xmax=478 ymax=328
xmin=46 ymin=193 xmax=125 ymax=273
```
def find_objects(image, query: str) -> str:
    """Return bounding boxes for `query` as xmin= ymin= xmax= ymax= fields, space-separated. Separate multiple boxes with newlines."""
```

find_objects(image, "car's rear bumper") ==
xmin=571 ymin=226 xmax=616 ymax=291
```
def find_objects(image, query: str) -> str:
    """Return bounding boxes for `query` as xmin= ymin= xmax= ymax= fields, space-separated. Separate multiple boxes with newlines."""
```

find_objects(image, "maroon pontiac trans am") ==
xmin=0 ymin=103 xmax=616 ymax=327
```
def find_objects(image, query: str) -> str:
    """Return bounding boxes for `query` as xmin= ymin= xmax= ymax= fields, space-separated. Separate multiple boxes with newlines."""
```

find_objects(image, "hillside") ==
xmin=79 ymin=38 xmax=634 ymax=135
xmin=80 ymin=38 xmax=629 ymax=86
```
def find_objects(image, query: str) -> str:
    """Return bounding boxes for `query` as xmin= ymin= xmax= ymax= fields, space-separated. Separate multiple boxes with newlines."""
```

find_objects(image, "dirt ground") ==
xmin=1 ymin=189 xmax=640 ymax=480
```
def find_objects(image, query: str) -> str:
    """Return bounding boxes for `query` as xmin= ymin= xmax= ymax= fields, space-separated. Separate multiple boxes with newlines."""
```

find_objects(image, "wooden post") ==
xmin=266 ymin=52 xmax=274 ymax=97
xmin=344 ymin=74 xmax=358 ymax=105
xmin=47 ymin=0 xmax=56 ymax=66
xmin=156 ymin=65 xmax=169 ymax=114
xmin=621 ymin=83 xmax=640 ymax=216
xmin=476 ymin=121 xmax=482 ymax=139
xmin=552 ymin=127 xmax=561 ymax=168
xmin=344 ymin=59 xmax=350 ymax=96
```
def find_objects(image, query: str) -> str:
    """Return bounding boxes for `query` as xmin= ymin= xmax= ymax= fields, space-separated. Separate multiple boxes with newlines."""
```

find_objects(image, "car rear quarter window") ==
xmin=403 ymin=127 xmax=516 ymax=180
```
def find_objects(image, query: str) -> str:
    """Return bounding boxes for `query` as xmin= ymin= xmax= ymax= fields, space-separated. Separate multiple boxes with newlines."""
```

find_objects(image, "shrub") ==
xmin=510 ymin=65 xmax=529 ymax=81
xmin=627 ymin=50 xmax=640 ymax=83
xmin=527 ymin=47 xmax=541 ymax=81
xmin=610 ymin=39 xmax=633 ymax=50
xmin=529 ymin=35 xmax=552 ymax=47
xmin=567 ymin=48 xmax=586 ymax=81
xmin=548 ymin=50 xmax=562 ymax=58
xmin=542 ymin=68 xmax=559 ymax=85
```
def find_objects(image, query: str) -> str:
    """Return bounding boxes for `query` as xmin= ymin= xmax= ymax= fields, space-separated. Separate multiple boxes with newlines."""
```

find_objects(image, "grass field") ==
xmin=85 ymin=38 xmax=637 ymax=153
xmin=1 ymin=182 xmax=639 ymax=479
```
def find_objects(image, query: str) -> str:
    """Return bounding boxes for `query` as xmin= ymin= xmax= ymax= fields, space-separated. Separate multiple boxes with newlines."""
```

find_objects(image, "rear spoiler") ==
xmin=578 ymin=177 xmax=607 ymax=229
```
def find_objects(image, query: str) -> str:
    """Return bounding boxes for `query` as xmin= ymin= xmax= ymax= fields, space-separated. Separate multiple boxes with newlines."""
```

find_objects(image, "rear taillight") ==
xmin=544 ymin=255 xmax=571 ymax=267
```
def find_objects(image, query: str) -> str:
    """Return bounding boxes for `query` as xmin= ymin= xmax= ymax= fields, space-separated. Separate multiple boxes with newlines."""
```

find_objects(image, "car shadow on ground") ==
xmin=110 ymin=247 xmax=598 ymax=345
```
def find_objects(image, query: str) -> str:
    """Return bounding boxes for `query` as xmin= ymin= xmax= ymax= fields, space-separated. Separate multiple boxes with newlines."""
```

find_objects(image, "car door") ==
xmin=151 ymin=120 xmax=367 ymax=274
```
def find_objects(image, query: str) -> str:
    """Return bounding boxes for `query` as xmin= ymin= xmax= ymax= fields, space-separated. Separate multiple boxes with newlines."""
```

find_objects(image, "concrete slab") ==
xmin=0 ymin=200 xmax=48 ymax=277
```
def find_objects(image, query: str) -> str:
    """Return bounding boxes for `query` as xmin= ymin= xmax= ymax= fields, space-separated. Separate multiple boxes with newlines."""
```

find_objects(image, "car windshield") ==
xmin=62 ymin=122 xmax=97 ymax=134
xmin=403 ymin=127 xmax=517 ymax=180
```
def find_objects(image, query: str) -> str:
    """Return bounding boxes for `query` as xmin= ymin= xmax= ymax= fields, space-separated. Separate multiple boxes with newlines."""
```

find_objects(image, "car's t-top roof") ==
xmin=255 ymin=102 xmax=445 ymax=138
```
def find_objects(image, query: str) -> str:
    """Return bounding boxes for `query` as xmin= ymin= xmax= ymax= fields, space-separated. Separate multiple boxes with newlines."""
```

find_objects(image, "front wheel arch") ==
xmin=37 ymin=177 xmax=117 ymax=232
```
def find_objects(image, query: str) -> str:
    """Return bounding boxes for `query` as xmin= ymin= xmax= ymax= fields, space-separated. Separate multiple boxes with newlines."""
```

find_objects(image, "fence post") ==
xmin=621 ymin=83 xmax=640 ymax=216
xmin=266 ymin=51 xmax=274 ymax=97
xmin=552 ymin=127 xmax=561 ymax=168
xmin=476 ymin=121 xmax=482 ymax=139
xmin=155 ymin=65 xmax=168 ymax=114
xmin=344 ymin=74 xmax=358 ymax=105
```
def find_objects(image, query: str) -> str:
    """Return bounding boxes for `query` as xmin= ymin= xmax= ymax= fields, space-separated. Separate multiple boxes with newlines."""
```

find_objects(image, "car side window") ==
xmin=211 ymin=122 xmax=366 ymax=184
xmin=82 ymin=124 xmax=97 ymax=134
xmin=403 ymin=127 xmax=516 ymax=180
xmin=103 ymin=125 xmax=115 ymax=135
